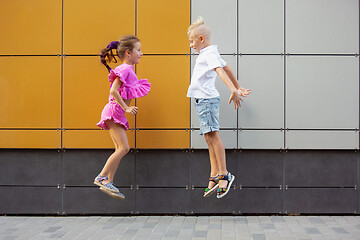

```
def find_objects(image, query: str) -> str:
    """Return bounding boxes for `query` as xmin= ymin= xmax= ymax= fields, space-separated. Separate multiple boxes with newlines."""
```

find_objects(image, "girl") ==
xmin=94 ymin=36 xmax=150 ymax=199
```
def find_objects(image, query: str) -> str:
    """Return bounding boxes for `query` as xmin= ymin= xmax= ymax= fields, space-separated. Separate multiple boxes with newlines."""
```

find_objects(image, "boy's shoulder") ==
xmin=200 ymin=45 xmax=219 ymax=53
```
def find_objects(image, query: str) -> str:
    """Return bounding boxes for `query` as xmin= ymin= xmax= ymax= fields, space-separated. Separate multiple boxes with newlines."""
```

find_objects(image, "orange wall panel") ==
xmin=0 ymin=57 xmax=61 ymax=128
xmin=136 ymin=130 xmax=189 ymax=149
xmin=63 ymin=0 xmax=135 ymax=54
xmin=0 ymin=130 xmax=60 ymax=148
xmin=137 ymin=0 xmax=190 ymax=54
xmin=63 ymin=130 xmax=135 ymax=149
xmin=136 ymin=56 xmax=190 ymax=128
xmin=63 ymin=56 xmax=135 ymax=129
xmin=0 ymin=0 xmax=61 ymax=55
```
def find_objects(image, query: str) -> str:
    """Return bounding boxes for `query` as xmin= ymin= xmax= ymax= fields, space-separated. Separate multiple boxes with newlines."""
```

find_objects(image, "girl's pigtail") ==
xmin=100 ymin=41 xmax=120 ymax=73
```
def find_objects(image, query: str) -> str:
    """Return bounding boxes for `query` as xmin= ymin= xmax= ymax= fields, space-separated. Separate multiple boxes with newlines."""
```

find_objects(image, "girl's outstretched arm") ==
xmin=110 ymin=77 xmax=138 ymax=115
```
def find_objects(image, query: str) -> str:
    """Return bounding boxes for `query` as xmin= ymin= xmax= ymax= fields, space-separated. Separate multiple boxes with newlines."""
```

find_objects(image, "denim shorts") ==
xmin=194 ymin=97 xmax=220 ymax=135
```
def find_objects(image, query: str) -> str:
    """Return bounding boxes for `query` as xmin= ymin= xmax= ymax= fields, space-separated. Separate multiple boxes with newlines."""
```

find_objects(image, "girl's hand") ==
xmin=126 ymin=106 xmax=138 ymax=115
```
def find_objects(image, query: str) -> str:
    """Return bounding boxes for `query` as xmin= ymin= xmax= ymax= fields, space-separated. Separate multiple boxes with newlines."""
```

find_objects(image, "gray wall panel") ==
xmin=237 ymin=150 xmax=283 ymax=187
xmin=238 ymin=188 xmax=284 ymax=214
xmin=191 ymin=0 xmax=237 ymax=54
xmin=0 ymin=149 xmax=359 ymax=214
xmin=63 ymin=150 xmax=135 ymax=187
xmin=63 ymin=187 xmax=134 ymax=214
xmin=136 ymin=150 xmax=189 ymax=187
xmin=190 ymin=188 xmax=238 ymax=214
xmin=286 ymin=56 xmax=359 ymax=129
xmin=238 ymin=56 xmax=284 ymax=129
xmin=286 ymin=0 xmax=359 ymax=54
xmin=0 ymin=150 xmax=61 ymax=186
xmin=136 ymin=188 xmax=189 ymax=214
xmin=286 ymin=131 xmax=359 ymax=150
xmin=285 ymin=188 xmax=357 ymax=214
xmin=239 ymin=0 xmax=284 ymax=54
xmin=238 ymin=130 xmax=284 ymax=149
xmin=285 ymin=151 xmax=358 ymax=187
xmin=0 ymin=187 xmax=61 ymax=214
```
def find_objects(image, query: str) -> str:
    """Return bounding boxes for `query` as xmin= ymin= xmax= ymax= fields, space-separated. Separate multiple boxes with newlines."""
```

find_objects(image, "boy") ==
xmin=187 ymin=17 xmax=251 ymax=198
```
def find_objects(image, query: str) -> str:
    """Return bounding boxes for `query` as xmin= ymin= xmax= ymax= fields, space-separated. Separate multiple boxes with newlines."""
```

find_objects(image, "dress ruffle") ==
xmin=96 ymin=102 xmax=129 ymax=130
xmin=119 ymin=79 xmax=151 ymax=99
xmin=108 ymin=69 xmax=125 ymax=84
xmin=96 ymin=116 xmax=129 ymax=130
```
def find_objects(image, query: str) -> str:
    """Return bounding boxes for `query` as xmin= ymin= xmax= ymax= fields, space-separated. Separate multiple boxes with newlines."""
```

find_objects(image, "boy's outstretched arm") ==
xmin=215 ymin=67 xmax=242 ymax=109
xmin=223 ymin=65 xmax=251 ymax=96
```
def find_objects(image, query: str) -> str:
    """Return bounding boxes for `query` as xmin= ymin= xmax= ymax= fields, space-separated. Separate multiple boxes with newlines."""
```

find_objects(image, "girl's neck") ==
xmin=123 ymin=58 xmax=134 ymax=65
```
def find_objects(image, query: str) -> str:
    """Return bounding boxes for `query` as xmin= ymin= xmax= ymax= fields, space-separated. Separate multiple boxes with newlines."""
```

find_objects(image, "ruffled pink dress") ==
xmin=96 ymin=63 xmax=151 ymax=130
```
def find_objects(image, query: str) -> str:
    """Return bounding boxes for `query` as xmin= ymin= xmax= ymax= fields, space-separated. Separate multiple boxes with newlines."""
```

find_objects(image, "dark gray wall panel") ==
xmin=238 ymin=188 xmax=283 ymax=214
xmin=190 ymin=188 xmax=238 ymax=214
xmin=190 ymin=150 xmax=236 ymax=187
xmin=358 ymin=189 xmax=360 ymax=214
xmin=285 ymin=151 xmax=357 ymax=187
xmin=136 ymin=188 xmax=189 ymax=214
xmin=237 ymin=150 xmax=283 ymax=187
xmin=0 ymin=150 xmax=61 ymax=186
xmin=63 ymin=187 xmax=134 ymax=214
xmin=0 ymin=187 xmax=61 ymax=214
xmin=136 ymin=150 xmax=190 ymax=187
xmin=285 ymin=188 xmax=357 ymax=214
xmin=63 ymin=150 xmax=135 ymax=187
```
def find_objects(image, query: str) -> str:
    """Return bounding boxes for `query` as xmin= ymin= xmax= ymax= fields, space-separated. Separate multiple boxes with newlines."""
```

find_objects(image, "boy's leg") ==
xmin=205 ymin=131 xmax=228 ymax=189
xmin=204 ymin=134 xmax=219 ymax=188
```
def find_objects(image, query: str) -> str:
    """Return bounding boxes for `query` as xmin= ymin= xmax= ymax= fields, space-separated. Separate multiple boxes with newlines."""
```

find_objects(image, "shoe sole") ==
xmin=93 ymin=182 xmax=119 ymax=193
xmin=217 ymin=175 xmax=235 ymax=199
xmin=203 ymin=183 xmax=219 ymax=198
xmin=99 ymin=187 xmax=125 ymax=200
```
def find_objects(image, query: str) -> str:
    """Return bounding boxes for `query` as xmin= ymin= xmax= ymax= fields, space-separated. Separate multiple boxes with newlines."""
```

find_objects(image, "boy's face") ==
xmin=188 ymin=33 xmax=204 ymax=53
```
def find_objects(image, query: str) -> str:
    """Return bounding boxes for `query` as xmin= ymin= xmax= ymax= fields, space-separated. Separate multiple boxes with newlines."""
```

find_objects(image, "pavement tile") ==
xmin=1 ymin=216 xmax=360 ymax=240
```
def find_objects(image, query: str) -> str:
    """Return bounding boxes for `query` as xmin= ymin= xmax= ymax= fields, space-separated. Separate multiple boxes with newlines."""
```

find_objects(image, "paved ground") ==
xmin=0 ymin=215 xmax=360 ymax=240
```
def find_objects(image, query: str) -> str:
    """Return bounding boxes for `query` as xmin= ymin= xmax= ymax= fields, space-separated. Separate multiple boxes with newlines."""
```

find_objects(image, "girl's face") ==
xmin=128 ymin=41 xmax=143 ymax=65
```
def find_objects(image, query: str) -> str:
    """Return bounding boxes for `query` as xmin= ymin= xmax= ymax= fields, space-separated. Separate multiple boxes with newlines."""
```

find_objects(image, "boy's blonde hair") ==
xmin=187 ymin=17 xmax=211 ymax=40
xmin=187 ymin=16 xmax=207 ymax=37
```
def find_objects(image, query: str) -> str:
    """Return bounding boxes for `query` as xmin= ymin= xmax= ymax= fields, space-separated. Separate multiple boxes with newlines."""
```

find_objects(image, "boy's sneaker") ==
xmin=217 ymin=172 xmax=235 ymax=199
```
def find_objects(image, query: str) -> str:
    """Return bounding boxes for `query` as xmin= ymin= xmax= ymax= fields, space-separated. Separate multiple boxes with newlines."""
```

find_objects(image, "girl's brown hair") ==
xmin=100 ymin=35 xmax=140 ymax=72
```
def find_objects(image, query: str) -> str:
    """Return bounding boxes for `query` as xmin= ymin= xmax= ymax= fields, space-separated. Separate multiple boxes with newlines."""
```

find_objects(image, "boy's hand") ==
xmin=229 ymin=90 xmax=243 ymax=109
xmin=238 ymin=88 xmax=251 ymax=97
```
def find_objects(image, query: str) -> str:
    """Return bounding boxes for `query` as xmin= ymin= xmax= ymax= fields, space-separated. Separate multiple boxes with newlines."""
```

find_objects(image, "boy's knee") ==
xmin=204 ymin=132 xmax=214 ymax=143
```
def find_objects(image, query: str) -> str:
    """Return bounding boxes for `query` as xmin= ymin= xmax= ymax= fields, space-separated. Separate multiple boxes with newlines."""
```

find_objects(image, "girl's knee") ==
xmin=116 ymin=145 xmax=130 ymax=155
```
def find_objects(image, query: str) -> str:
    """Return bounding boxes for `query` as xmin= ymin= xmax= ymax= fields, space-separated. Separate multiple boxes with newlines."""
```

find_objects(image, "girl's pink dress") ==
xmin=96 ymin=63 xmax=151 ymax=130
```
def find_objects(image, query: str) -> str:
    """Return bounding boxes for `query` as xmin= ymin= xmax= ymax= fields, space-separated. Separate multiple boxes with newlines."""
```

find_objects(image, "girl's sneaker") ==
xmin=94 ymin=174 xmax=119 ymax=193
xmin=217 ymin=172 xmax=235 ymax=199
xmin=100 ymin=187 xmax=125 ymax=200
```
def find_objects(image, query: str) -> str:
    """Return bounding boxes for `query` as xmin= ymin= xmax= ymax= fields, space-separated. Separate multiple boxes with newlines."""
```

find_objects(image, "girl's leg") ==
xmin=95 ymin=120 xmax=130 ymax=185
xmin=204 ymin=131 xmax=228 ymax=188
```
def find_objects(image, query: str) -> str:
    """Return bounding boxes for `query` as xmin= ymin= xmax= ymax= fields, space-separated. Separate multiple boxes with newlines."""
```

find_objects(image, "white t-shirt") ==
xmin=187 ymin=45 xmax=226 ymax=98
